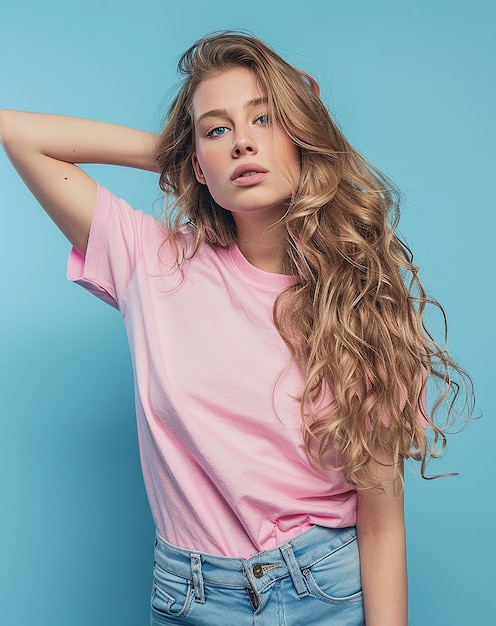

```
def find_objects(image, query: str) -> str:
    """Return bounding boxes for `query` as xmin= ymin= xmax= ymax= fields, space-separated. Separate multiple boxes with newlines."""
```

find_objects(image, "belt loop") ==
xmin=190 ymin=553 xmax=205 ymax=603
xmin=280 ymin=543 xmax=309 ymax=598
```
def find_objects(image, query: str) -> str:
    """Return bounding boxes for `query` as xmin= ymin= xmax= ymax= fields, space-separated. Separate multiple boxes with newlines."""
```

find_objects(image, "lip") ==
xmin=231 ymin=163 xmax=268 ymax=186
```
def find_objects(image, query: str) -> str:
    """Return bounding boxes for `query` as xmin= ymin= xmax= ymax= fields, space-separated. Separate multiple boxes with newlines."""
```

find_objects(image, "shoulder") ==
xmin=94 ymin=185 xmax=167 ymax=245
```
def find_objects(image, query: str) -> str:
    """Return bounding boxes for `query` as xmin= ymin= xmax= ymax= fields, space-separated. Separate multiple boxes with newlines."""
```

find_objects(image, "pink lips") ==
xmin=231 ymin=163 xmax=268 ymax=186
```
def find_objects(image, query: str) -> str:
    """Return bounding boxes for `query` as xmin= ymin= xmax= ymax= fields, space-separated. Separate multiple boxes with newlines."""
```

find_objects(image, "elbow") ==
xmin=0 ymin=109 xmax=22 ymax=149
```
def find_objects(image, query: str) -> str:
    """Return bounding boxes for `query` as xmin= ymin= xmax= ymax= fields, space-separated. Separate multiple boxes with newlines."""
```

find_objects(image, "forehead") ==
xmin=192 ymin=67 xmax=265 ymax=121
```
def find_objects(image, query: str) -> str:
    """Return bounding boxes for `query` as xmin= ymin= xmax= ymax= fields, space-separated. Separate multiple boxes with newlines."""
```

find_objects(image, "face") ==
xmin=191 ymin=67 xmax=301 ymax=225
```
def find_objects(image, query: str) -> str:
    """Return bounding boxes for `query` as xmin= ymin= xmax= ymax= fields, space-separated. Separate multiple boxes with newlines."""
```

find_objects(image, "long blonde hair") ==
xmin=155 ymin=31 xmax=473 ymax=488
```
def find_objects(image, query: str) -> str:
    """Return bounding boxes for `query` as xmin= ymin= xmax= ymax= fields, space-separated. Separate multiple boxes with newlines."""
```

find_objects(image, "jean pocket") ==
xmin=303 ymin=534 xmax=363 ymax=604
xmin=151 ymin=560 xmax=194 ymax=620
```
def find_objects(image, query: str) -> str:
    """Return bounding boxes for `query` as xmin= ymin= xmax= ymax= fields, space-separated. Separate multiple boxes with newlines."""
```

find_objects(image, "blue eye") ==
xmin=255 ymin=113 xmax=269 ymax=125
xmin=206 ymin=126 xmax=228 ymax=137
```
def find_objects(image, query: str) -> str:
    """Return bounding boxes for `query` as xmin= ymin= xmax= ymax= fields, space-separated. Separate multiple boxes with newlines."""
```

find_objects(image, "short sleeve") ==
xmin=67 ymin=185 xmax=154 ymax=312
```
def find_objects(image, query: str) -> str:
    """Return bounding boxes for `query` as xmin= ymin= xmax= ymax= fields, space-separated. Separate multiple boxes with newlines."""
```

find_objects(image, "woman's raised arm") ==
xmin=0 ymin=110 xmax=157 ymax=255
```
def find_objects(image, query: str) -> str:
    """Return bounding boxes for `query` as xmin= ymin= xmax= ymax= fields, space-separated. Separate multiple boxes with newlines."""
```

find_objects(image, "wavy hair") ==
xmin=155 ymin=32 xmax=474 ymax=489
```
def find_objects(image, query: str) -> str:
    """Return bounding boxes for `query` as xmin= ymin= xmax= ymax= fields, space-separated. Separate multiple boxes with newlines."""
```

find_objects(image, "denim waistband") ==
xmin=154 ymin=525 xmax=357 ymax=598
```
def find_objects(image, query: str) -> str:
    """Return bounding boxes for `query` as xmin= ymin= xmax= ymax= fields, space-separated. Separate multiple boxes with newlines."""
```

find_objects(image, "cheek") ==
xmin=283 ymin=146 xmax=301 ymax=183
xmin=194 ymin=153 xmax=225 ymax=201
xmin=192 ymin=147 xmax=212 ymax=185
xmin=276 ymin=136 xmax=300 ymax=178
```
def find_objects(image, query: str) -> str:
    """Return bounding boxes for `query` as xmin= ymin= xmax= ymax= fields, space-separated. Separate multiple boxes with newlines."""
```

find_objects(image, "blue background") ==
xmin=0 ymin=1 xmax=493 ymax=624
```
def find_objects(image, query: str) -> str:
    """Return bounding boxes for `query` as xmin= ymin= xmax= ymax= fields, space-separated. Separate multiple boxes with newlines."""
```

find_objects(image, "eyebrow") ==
xmin=195 ymin=97 xmax=268 ymax=125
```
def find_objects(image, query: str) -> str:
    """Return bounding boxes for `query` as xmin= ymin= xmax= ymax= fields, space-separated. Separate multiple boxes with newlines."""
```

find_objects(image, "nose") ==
xmin=231 ymin=132 xmax=257 ymax=158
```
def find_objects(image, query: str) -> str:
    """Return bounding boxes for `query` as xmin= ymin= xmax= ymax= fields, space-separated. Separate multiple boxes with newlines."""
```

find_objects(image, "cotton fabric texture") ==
xmin=68 ymin=186 xmax=357 ymax=558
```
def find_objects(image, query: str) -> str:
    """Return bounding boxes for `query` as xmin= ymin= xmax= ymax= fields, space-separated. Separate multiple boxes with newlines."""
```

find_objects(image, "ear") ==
xmin=191 ymin=153 xmax=207 ymax=185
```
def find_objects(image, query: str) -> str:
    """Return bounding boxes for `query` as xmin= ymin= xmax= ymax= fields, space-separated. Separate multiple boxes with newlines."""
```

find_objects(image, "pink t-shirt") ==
xmin=68 ymin=185 xmax=357 ymax=558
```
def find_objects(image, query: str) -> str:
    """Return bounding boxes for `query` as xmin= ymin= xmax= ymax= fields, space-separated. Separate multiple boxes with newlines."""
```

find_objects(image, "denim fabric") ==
xmin=150 ymin=525 xmax=364 ymax=625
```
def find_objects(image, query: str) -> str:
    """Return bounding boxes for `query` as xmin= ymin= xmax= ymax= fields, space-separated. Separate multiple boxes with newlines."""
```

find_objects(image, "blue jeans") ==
xmin=150 ymin=525 xmax=364 ymax=625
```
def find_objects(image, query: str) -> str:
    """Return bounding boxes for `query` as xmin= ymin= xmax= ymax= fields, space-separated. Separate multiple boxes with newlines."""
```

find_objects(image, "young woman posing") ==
xmin=0 ymin=32 xmax=472 ymax=626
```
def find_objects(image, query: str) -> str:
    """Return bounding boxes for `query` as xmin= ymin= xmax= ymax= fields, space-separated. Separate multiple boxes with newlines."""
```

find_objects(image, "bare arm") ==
xmin=356 ymin=458 xmax=408 ymax=626
xmin=0 ymin=110 xmax=158 ymax=255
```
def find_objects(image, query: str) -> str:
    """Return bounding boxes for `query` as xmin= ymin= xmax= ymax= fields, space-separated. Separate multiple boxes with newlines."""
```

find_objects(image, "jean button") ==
xmin=252 ymin=564 xmax=264 ymax=578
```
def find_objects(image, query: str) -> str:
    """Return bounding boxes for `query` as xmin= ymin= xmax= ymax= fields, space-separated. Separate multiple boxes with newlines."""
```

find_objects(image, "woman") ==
xmin=0 ymin=32 xmax=472 ymax=625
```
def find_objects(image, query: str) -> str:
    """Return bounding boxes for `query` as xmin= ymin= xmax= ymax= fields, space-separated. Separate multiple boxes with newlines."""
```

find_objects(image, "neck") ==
xmin=234 ymin=213 xmax=287 ymax=274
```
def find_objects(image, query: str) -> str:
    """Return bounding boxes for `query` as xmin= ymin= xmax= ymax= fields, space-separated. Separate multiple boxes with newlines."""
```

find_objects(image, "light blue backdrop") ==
xmin=0 ymin=1 xmax=493 ymax=624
